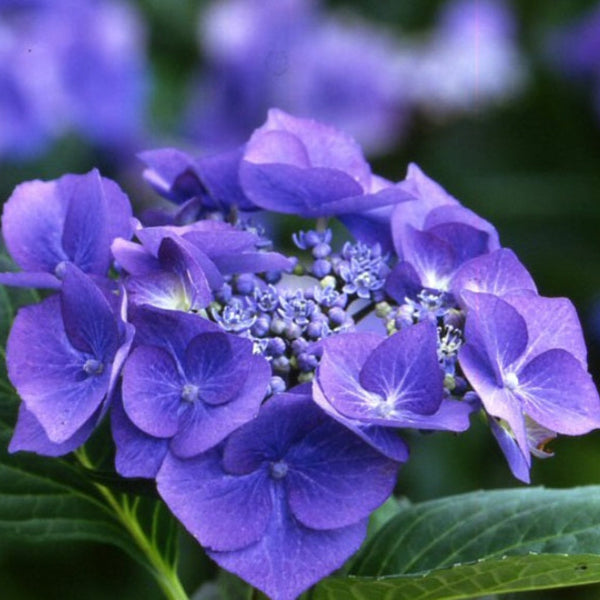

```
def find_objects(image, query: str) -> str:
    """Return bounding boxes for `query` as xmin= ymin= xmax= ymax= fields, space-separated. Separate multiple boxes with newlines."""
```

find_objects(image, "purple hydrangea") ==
xmin=157 ymin=390 xmax=399 ymax=600
xmin=120 ymin=307 xmax=270 ymax=459
xmin=313 ymin=321 xmax=473 ymax=460
xmin=0 ymin=169 xmax=133 ymax=289
xmin=459 ymin=291 xmax=600 ymax=482
xmin=7 ymin=264 xmax=133 ymax=451
xmin=2 ymin=107 xmax=599 ymax=599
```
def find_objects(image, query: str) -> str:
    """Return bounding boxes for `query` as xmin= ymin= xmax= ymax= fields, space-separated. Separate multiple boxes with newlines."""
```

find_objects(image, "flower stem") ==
xmin=76 ymin=448 xmax=189 ymax=600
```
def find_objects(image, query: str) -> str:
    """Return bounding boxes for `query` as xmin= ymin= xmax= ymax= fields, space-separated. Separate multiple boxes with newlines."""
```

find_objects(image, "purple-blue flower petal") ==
xmin=505 ymin=293 xmax=588 ymax=367
xmin=60 ymin=264 xmax=120 ymax=357
xmin=184 ymin=333 xmax=252 ymax=406
xmin=9 ymin=403 xmax=98 ymax=457
xmin=285 ymin=419 xmax=398 ymax=530
xmin=517 ymin=349 xmax=600 ymax=435
xmin=461 ymin=291 xmax=528 ymax=379
xmin=451 ymin=248 xmax=537 ymax=299
xmin=157 ymin=449 xmax=273 ymax=551
xmin=111 ymin=396 xmax=169 ymax=479
xmin=358 ymin=321 xmax=443 ymax=416
xmin=170 ymin=354 xmax=268 ymax=457
xmin=208 ymin=490 xmax=367 ymax=600
xmin=6 ymin=295 xmax=111 ymax=443
xmin=122 ymin=345 xmax=183 ymax=438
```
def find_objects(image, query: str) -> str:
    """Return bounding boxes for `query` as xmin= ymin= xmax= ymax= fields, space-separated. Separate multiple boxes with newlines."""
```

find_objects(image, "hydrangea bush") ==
xmin=2 ymin=109 xmax=600 ymax=600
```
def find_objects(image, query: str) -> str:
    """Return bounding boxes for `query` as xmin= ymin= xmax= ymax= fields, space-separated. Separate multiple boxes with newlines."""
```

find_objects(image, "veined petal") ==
xmin=9 ymin=403 xmax=98 ymax=457
xmin=157 ymin=449 xmax=273 ymax=552
xmin=122 ymin=345 xmax=184 ymax=438
xmin=208 ymin=486 xmax=367 ymax=600
xmin=7 ymin=296 xmax=110 ymax=443
xmin=60 ymin=264 xmax=120 ymax=358
xmin=517 ymin=349 xmax=600 ymax=435
xmin=286 ymin=419 xmax=398 ymax=530
xmin=451 ymin=248 xmax=537 ymax=300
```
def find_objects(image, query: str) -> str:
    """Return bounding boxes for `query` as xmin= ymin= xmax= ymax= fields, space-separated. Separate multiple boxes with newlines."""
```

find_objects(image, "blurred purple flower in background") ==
xmin=0 ymin=0 xmax=148 ymax=159
xmin=549 ymin=2 xmax=600 ymax=120
xmin=398 ymin=0 xmax=527 ymax=116
xmin=186 ymin=0 xmax=407 ymax=156
xmin=185 ymin=0 xmax=527 ymax=156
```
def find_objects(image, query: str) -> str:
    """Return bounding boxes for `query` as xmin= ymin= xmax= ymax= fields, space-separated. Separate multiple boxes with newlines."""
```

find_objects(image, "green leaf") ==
xmin=314 ymin=487 xmax=600 ymax=600
xmin=0 ymin=397 xmax=187 ymax=599
xmin=0 ymin=418 xmax=144 ymax=564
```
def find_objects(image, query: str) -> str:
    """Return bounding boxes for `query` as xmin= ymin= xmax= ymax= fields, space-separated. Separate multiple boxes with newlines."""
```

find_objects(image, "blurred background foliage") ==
xmin=2 ymin=0 xmax=600 ymax=598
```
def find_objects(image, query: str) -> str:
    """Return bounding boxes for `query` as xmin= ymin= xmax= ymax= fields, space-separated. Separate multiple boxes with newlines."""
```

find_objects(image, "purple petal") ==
xmin=359 ymin=321 xmax=443 ymax=416
xmin=130 ymin=305 xmax=220 ymax=358
xmin=286 ymin=419 xmax=398 ymax=530
xmin=461 ymin=292 xmax=528 ymax=376
xmin=239 ymin=161 xmax=364 ymax=217
xmin=316 ymin=332 xmax=383 ymax=417
xmin=171 ymin=354 xmax=269 ymax=457
xmin=451 ymin=248 xmax=537 ymax=299
xmin=157 ymin=450 xmax=273 ymax=551
xmin=459 ymin=340 xmax=529 ymax=455
xmin=61 ymin=169 xmax=112 ymax=275
xmin=121 ymin=345 xmax=183 ymax=438
xmin=183 ymin=228 xmax=259 ymax=256
xmin=111 ymin=397 xmax=168 ymax=478
xmin=384 ymin=261 xmax=422 ymax=305
xmin=138 ymin=148 xmax=204 ymax=204
xmin=517 ymin=349 xmax=600 ymax=435
xmin=312 ymin=381 xmax=410 ymax=462
xmin=184 ymin=333 xmax=251 ymax=405
xmin=0 ymin=271 xmax=61 ymax=289
xmin=60 ymin=264 xmax=120 ymax=358
xmin=244 ymin=129 xmax=310 ymax=168
xmin=505 ymin=293 xmax=588 ymax=367
xmin=426 ymin=222 xmax=491 ymax=265
xmin=391 ymin=163 xmax=460 ymax=249
xmin=125 ymin=272 xmax=193 ymax=311
xmin=157 ymin=238 xmax=213 ymax=308
xmin=208 ymin=487 xmax=367 ymax=600
xmin=158 ymin=235 xmax=223 ymax=292
xmin=488 ymin=418 xmax=531 ymax=484
xmin=111 ymin=238 xmax=159 ymax=276
xmin=2 ymin=178 xmax=69 ymax=272
xmin=6 ymin=296 xmax=110 ymax=443
xmin=196 ymin=147 xmax=255 ymax=211
xmin=246 ymin=108 xmax=371 ymax=188
xmin=222 ymin=391 xmax=326 ymax=476
xmin=424 ymin=204 xmax=500 ymax=251
xmin=211 ymin=251 xmax=295 ymax=275
xmin=401 ymin=226 xmax=456 ymax=290
xmin=9 ymin=403 xmax=98 ymax=457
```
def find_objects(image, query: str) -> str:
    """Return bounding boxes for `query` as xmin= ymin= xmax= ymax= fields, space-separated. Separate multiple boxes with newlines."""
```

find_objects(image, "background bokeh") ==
xmin=2 ymin=0 xmax=600 ymax=598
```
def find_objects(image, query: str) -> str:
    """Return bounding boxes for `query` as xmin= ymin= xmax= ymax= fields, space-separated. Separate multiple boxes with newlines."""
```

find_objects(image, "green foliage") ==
xmin=315 ymin=487 xmax=600 ymax=599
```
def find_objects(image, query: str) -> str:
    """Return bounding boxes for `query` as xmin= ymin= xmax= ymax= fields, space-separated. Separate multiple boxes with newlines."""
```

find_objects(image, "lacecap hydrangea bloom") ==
xmin=2 ymin=108 xmax=599 ymax=600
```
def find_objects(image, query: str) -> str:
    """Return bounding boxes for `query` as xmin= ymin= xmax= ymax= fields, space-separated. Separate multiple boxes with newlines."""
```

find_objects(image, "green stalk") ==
xmin=76 ymin=449 xmax=189 ymax=600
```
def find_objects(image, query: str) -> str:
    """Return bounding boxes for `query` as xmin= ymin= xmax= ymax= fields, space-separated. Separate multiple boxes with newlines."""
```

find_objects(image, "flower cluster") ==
xmin=2 ymin=109 xmax=599 ymax=600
